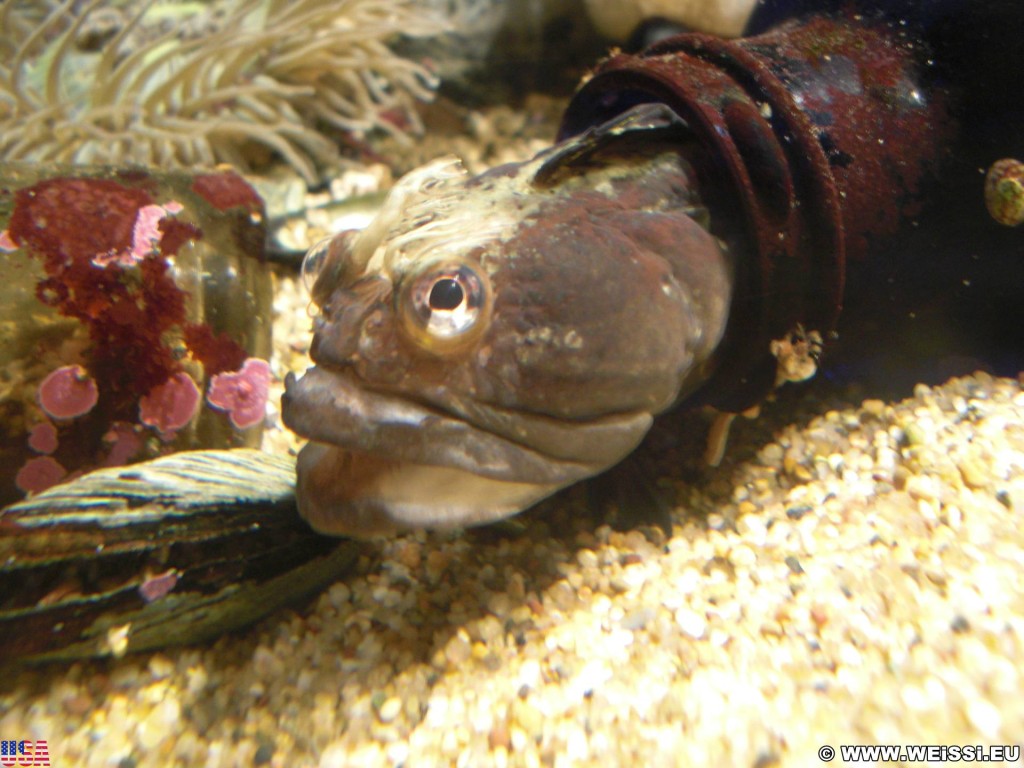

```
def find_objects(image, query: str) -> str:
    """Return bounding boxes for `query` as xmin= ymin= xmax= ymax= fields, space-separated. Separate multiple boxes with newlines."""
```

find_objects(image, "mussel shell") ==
xmin=0 ymin=449 xmax=358 ymax=663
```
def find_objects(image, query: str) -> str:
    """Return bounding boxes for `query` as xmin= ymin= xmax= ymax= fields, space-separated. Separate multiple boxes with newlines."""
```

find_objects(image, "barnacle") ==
xmin=0 ymin=0 xmax=444 ymax=184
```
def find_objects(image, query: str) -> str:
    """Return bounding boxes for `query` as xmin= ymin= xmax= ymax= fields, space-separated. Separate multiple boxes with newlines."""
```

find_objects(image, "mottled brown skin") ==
xmin=283 ymin=106 xmax=734 ymax=537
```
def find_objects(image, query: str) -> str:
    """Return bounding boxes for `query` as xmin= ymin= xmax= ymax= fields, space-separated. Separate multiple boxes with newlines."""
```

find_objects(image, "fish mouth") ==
xmin=281 ymin=366 xmax=652 ymax=537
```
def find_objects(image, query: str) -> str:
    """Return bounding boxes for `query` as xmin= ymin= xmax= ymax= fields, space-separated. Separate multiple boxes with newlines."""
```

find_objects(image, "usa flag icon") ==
xmin=0 ymin=740 xmax=50 ymax=767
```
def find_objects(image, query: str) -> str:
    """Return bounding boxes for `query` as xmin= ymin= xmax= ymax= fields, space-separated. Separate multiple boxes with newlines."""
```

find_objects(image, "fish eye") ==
xmin=429 ymin=278 xmax=464 ymax=310
xmin=399 ymin=263 xmax=490 ymax=353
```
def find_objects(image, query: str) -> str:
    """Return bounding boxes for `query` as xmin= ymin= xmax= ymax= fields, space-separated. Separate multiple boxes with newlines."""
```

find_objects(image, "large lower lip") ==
xmin=281 ymin=366 xmax=598 ymax=487
xmin=293 ymin=441 xmax=564 ymax=537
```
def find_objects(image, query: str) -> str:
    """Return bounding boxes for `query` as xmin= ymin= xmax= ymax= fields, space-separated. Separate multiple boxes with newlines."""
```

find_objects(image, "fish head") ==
xmin=283 ymin=110 xmax=732 ymax=537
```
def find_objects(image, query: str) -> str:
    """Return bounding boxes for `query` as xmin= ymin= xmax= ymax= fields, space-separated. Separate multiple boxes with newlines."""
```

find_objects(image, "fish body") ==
xmin=284 ymin=10 xmax=1023 ymax=537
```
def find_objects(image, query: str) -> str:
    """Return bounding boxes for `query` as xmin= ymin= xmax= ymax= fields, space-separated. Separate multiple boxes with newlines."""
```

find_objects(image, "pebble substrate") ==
xmin=3 ymin=358 xmax=1023 ymax=765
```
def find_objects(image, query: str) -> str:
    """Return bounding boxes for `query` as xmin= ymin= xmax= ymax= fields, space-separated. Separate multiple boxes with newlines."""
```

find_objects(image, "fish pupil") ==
xmin=429 ymin=278 xmax=464 ymax=311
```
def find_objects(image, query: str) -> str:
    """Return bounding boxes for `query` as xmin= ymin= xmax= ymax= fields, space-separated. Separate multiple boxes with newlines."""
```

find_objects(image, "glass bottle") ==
xmin=0 ymin=164 xmax=273 ymax=503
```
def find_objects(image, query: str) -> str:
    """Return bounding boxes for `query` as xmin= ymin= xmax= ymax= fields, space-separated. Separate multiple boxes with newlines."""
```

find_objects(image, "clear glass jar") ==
xmin=0 ymin=164 xmax=273 ymax=503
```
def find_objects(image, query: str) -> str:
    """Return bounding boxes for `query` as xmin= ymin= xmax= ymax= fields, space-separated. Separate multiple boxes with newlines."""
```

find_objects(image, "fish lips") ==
xmin=282 ymin=366 xmax=651 ymax=486
xmin=281 ymin=365 xmax=653 ymax=536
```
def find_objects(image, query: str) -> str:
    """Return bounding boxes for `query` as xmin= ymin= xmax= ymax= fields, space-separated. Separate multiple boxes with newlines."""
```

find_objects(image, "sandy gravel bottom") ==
xmin=3 ymin=354 xmax=1023 ymax=766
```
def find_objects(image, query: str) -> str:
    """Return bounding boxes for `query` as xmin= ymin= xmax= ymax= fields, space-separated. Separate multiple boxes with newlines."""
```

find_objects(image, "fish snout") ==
xmin=309 ymin=275 xmax=394 ymax=369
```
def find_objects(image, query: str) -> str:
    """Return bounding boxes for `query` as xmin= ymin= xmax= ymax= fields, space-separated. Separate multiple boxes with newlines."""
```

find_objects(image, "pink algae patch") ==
xmin=92 ymin=200 xmax=184 ymax=268
xmin=206 ymin=357 xmax=271 ymax=429
xmin=16 ymin=456 xmax=67 ymax=494
xmin=139 ymin=372 xmax=200 ymax=438
xmin=0 ymin=229 xmax=17 ymax=251
xmin=102 ymin=422 xmax=144 ymax=466
xmin=38 ymin=365 xmax=99 ymax=420
xmin=28 ymin=422 xmax=59 ymax=454
xmin=139 ymin=569 xmax=179 ymax=603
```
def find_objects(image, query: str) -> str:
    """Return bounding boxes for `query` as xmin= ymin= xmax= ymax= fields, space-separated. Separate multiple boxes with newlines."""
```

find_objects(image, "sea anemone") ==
xmin=0 ymin=0 xmax=444 ymax=184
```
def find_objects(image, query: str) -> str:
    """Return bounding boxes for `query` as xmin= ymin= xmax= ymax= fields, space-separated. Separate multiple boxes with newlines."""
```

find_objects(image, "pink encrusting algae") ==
xmin=92 ymin=200 xmax=185 ymax=268
xmin=27 ymin=422 xmax=58 ymax=454
xmin=138 ymin=372 xmax=201 ymax=439
xmin=15 ymin=456 xmax=67 ymax=494
xmin=206 ymin=358 xmax=271 ymax=429
xmin=101 ymin=423 xmax=144 ymax=466
xmin=38 ymin=365 xmax=99 ymax=420
xmin=138 ymin=570 xmax=179 ymax=603
xmin=0 ymin=229 xmax=17 ymax=251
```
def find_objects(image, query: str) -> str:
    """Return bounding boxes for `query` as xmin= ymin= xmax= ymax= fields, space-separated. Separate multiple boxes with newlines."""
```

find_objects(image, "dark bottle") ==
xmin=560 ymin=2 xmax=1024 ymax=409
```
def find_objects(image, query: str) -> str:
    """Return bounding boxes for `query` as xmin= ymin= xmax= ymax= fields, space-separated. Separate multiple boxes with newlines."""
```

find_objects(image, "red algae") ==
xmin=9 ymin=178 xmax=154 ymax=272
xmin=191 ymin=172 xmax=263 ymax=212
xmin=184 ymin=323 xmax=247 ymax=377
xmin=10 ymin=178 xmax=190 ymax=407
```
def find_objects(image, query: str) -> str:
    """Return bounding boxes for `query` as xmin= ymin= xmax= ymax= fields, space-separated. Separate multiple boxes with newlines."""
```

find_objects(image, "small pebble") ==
xmin=675 ymin=608 xmax=708 ymax=639
xmin=377 ymin=697 xmax=402 ymax=723
xmin=862 ymin=399 xmax=886 ymax=417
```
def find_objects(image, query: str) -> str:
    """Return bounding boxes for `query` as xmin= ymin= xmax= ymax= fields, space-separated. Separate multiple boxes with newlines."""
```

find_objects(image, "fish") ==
xmin=284 ymin=6 xmax=1024 ymax=538
xmin=283 ymin=105 xmax=733 ymax=536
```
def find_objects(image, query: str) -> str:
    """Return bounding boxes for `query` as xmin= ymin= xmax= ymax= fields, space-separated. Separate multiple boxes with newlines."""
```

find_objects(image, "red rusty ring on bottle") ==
xmin=645 ymin=30 xmax=847 ymax=323
xmin=559 ymin=29 xmax=846 ymax=411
